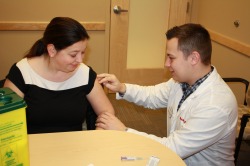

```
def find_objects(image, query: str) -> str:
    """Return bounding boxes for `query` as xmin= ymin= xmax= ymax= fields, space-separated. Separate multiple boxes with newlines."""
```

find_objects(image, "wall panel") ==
xmin=0 ymin=0 xmax=109 ymax=79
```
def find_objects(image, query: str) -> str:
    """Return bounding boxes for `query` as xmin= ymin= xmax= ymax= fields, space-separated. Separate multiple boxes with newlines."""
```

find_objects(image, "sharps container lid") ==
xmin=0 ymin=88 xmax=26 ymax=114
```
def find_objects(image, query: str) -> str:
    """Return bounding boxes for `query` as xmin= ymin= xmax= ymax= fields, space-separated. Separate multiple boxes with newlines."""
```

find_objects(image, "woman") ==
xmin=4 ymin=17 xmax=114 ymax=134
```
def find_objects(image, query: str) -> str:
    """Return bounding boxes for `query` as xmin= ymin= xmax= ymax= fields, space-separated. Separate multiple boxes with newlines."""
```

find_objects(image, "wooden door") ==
xmin=109 ymin=0 xmax=192 ymax=85
xmin=109 ymin=0 xmax=130 ymax=84
xmin=168 ymin=0 xmax=193 ymax=28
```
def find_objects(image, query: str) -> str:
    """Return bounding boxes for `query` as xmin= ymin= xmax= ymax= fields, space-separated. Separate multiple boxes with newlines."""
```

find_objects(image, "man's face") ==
xmin=165 ymin=38 xmax=192 ymax=83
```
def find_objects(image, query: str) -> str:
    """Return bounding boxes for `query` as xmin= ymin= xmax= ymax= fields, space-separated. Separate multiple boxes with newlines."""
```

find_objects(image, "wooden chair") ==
xmin=223 ymin=77 xmax=250 ymax=164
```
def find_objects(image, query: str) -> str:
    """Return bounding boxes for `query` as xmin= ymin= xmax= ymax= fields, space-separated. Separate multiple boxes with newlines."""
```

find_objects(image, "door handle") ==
xmin=113 ymin=5 xmax=128 ymax=14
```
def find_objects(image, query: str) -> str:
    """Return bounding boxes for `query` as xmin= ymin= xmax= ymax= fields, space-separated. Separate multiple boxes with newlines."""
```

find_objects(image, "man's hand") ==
xmin=97 ymin=73 xmax=126 ymax=93
xmin=96 ymin=112 xmax=127 ymax=131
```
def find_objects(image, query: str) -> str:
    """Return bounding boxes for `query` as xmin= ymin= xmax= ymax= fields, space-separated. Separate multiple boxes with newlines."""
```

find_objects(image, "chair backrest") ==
xmin=0 ymin=79 xmax=5 ymax=88
xmin=223 ymin=77 xmax=250 ymax=164
xmin=246 ymin=86 xmax=250 ymax=106
xmin=223 ymin=77 xmax=249 ymax=106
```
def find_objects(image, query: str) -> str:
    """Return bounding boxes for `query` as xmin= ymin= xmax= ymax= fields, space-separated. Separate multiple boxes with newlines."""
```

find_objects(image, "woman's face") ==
xmin=53 ymin=40 xmax=88 ymax=73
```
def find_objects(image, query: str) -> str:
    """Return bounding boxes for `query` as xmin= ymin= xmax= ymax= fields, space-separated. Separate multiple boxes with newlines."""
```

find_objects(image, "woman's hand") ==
xmin=96 ymin=112 xmax=127 ymax=131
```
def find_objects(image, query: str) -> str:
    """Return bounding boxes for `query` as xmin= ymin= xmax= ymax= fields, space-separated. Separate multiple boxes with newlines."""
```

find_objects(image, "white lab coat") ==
xmin=117 ymin=67 xmax=237 ymax=166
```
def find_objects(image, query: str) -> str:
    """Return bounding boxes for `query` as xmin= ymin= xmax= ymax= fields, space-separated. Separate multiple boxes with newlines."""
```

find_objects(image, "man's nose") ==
xmin=165 ymin=57 xmax=170 ymax=67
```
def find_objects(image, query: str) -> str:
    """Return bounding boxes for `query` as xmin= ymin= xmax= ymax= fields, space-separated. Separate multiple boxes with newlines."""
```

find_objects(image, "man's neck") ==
xmin=188 ymin=65 xmax=212 ymax=86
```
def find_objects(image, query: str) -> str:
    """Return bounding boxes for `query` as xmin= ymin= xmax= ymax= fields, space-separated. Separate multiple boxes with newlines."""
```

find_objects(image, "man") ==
xmin=96 ymin=23 xmax=237 ymax=166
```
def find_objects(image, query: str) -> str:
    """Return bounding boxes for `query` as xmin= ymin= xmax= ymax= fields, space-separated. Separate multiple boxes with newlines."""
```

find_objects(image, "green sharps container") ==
xmin=0 ymin=87 xmax=29 ymax=166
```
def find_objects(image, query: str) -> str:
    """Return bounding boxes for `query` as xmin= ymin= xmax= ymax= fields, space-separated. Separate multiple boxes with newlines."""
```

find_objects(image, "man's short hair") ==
xmin=166 ymin=23 xmax=212 ymax=65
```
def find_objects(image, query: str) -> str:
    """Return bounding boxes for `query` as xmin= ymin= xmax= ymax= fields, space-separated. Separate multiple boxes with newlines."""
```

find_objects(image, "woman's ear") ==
xmin=47 ymin=44 xmax=56 ymax=57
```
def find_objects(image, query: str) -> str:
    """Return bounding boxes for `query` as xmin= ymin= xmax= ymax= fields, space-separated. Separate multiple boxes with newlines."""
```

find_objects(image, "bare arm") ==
xmin=4 ymin=79 xmax=24 ymax=98
xmin=87 ymin=79 xmax=115 ymax=129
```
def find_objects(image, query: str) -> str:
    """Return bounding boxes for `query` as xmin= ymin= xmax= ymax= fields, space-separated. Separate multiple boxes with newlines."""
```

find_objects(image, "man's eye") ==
xmin=70 ymin=54 xmax=77 ymax=57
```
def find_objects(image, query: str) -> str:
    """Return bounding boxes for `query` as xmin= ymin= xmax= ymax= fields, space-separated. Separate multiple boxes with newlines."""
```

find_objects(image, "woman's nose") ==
xmin=76 ymin=54 xmax=83 ymax=63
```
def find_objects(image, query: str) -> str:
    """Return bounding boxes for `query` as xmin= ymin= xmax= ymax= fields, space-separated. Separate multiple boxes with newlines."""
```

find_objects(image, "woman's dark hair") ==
xmin=166 ymin=23 xmax=212 ymax=65
xmin=25 ymin=17 xmax=89 ymax=58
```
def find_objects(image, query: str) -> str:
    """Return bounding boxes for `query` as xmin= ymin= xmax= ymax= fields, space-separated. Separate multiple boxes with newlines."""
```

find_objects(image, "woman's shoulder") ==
xmin=16 ymin=57 xmax=41 ymax=70
xmin=77 ymin=63 xmax=96 ymax=76
xmin=16 ymin=58 xmax=28 ymax=66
